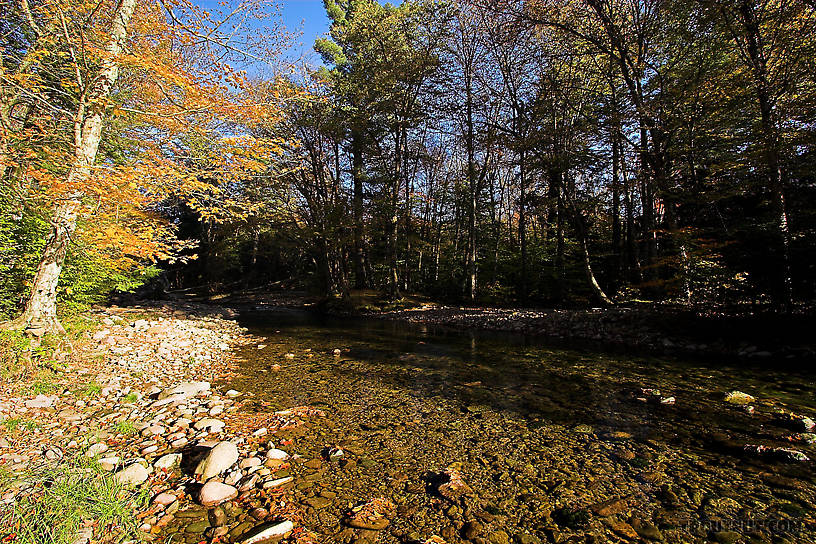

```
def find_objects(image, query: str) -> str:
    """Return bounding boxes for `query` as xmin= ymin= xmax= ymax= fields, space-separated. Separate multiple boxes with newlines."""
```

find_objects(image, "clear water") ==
xmin=224 ymin=309 xmax=816 ymax=543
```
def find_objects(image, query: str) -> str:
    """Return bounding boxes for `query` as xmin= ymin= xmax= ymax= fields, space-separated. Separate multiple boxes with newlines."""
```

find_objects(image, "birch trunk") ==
xmin=6 ymin=0 xmax=137 ymax=334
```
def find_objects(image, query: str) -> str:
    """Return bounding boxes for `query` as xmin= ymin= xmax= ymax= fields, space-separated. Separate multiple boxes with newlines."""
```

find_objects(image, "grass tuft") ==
xmin=2 ymin=418 xmax=38 ymax=433
xmin=75 ymin=382 xmax=102 ymax=398
xmin=0 ymin=457 xmax=148 ymax=544
xmin=114 ymin=421 xmax=137 ymax=435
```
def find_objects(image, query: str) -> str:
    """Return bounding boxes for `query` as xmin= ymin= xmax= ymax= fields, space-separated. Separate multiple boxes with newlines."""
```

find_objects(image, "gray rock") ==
xmin=158 ymin=381 xmax=210 ymax=401
xmin=114 ymin=463 xmax=149 ymax=486
xmin=196 ymin=441 xmax=239 ymax=481
xmin=85 ymin=443 xmax=109 ymax=458
xmin=194 ymin=418 xmax=226 ymax=432
xmin=199 ymin=481 xmax=237 ymax=506
xmin=154 ymin=453 xmax=182 ymax=470
xmin=265 ymin=448 xmax=289 ymax=460
xmin=99 ymin=456 xmax=120 ymax=471
xmin=25 ymin=395 xmax=56 ymax=409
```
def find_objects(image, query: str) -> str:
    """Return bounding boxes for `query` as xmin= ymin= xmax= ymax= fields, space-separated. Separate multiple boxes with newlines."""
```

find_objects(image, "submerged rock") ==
xmin=435 ymin=468 xmax=473 ymax=501
xmin=346 ymin=498 xmax=395 ymax=530
xmin=724 ymin=391 xmax=755 ymax=405
xmin=743 ymin=445 xmax=810 ymax=463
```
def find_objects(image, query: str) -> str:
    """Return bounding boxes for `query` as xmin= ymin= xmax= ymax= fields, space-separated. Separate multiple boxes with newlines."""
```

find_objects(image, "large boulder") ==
xmin=195 ymin=441 xmax=239 ymax=481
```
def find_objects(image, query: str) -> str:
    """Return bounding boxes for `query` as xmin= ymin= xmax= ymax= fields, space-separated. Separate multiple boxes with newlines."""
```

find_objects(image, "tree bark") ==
xmin=610 ymin=108 xmax=623 ymax=294
xmin=737 ymin=0 xmax=793 ymax=310
xmin=518 ymin=148 xmax=527 ymax=303
xmin=465 ymin=66 xmax=477 ymax=301
xmin=387 ymin=128 xmax=402 ymax=299
xmin=351 ymin=129 xmax=367 ymax=289
xmin=6 ymin=0 xmax=137 ymax=333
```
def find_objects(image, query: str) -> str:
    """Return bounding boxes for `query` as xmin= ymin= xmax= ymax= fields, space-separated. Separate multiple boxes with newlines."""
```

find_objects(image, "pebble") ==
xmin=194 ymin=418 xmax=226 ymax=432
xmin=154 ymin=453 xmax=182 ymax=470
xmin=239 ymin=457 xmax=262 ymax=469
xmin=85 ymin=443 xmax=109 ymax=457
xmin=25 ymin=395 xmax=56 ymax=409
xmin=265 ymin=448 xmax=289 ymax=460
xmin=99 ymin=456 xmax=120 ymax=471
xmin=154 ymin=492 xmax=177 ymax=506
xmin=262 ymin=476 xmax=293 ymax=489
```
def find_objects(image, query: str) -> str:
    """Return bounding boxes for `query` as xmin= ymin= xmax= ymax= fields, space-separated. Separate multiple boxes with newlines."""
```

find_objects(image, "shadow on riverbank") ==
xmin=153 ymin=288 xmax=816 ymax=364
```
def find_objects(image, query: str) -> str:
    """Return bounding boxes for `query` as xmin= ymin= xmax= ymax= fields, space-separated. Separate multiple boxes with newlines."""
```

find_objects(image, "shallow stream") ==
xmin=226 ymin=309 xmax=816 ymax=543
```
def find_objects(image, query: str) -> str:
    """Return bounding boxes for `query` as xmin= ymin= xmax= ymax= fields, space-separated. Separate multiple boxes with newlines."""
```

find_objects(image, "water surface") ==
xmin=228 ymin=309 xmax=816 ymax=543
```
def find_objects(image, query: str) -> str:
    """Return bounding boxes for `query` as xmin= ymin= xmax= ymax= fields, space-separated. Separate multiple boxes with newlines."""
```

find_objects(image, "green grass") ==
xmin=2 ymin=418 xmax=38 ymax=433
xmin=122 ymin=393 xmax=138 ymax=404
xmin=0 ymin=330 xmax=31 ymax=379
xmin=75 ymin=382 xmax=102 ymax=398
xmin=30 ymin=380 xmax=57 ymax=395
xmin=0 ymin=457 xmax=148 ymax=544
xmin=114 ymin=421 xmax=137 ymax=435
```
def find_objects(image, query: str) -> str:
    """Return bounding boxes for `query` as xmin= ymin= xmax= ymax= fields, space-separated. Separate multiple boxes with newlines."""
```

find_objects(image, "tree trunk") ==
xmin=738 ymin=0 xmax=793 ymax=309
xmin=5 ymin=0 xmax=137 ymax=333
xmin=611 ymin=115 xmax=623 ymax=294
xmin=568 ymin=195 xmax=613 ymax=306
xmin=387 ymin=129 xmax=402 ymax=299
xmin=465 ymin=68 xmax=477 ymax=301
xmin=351 ymin=130 xmax=367 ymax=289
xmin=580 ymin=232 xmax=613 ymax=306
xmin=518 ymin=148 xmax=527 ymax=303
xmin=550 ymin=169 xmax=565 ymax=302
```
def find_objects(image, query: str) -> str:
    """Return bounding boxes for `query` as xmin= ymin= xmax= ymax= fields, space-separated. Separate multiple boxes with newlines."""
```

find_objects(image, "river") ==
xmin=224 ymin=309 xmax=815 ymax=543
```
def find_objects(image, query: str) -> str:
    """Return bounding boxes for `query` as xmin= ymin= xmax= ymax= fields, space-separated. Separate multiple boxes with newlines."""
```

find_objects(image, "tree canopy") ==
xmin=3 ymin=0 xmax=816 ymax=330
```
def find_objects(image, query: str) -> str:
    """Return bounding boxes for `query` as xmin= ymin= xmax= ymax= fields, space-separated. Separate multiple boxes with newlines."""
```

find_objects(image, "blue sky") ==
xmin=196 ymin=1 xmax=399 ymax=69
xmin=279 ymin=1 xmax=332 ymax=62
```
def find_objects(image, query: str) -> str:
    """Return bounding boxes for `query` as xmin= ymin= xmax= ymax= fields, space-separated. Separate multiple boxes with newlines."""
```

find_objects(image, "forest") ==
xmin=4 ymin=3 xmax=816 ymax=544
xmin=3 ymin=0 xmax=816 ymax=332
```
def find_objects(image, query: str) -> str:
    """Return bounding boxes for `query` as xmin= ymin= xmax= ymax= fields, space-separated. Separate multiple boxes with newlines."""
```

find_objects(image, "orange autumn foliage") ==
xmin=1 ymin=0 xmax=300 ymax=279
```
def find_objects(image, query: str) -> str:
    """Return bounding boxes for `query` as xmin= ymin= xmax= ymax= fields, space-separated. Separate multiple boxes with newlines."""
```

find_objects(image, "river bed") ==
xmin=224 ymin=309 xmax=816 ymax=543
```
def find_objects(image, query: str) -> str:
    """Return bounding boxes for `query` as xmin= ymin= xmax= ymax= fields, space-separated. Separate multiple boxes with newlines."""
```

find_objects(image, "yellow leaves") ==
xmin=6 ymin=0 xmax=296 ymax=274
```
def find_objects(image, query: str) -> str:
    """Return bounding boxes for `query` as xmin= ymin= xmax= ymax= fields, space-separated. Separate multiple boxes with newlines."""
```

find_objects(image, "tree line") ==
xmin=182 ymin=0 xmax=813 ymax=307
xmin=3 ymin=0 xmax=816 ymax=332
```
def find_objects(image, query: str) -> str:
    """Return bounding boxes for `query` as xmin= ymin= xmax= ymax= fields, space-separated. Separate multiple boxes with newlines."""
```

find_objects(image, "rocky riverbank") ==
xmin=0 ymin=303 xmax=323 ymax=544
xmin=328 ymin=299 xmax=816 ymax=362
xmin=5 ymin=298 xmax=814 ymax=544
xmin=210 ymin=290 xmax=816 ymax=361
